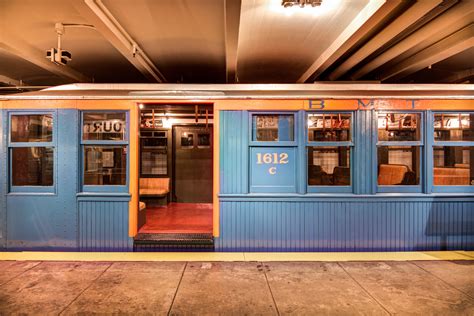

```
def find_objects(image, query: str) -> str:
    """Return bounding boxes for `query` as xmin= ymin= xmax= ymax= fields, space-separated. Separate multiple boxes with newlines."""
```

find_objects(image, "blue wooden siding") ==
xmin=78 ymin=199 xmax=132 ymax=251
xmin=220 ymin=111 xmax=248 ymax=194
xmin=218 ymin=110 xmax=474 ymax=252
xmin=215 ymin=198 xmax=473 ymax=251
xmin=0 ymin=110 xmax=6 ymax=250
xmin=353 ymin=110 xmax=375 ymax=194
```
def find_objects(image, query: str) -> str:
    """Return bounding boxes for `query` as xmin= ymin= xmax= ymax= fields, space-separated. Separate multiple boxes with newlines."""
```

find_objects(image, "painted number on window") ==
xmin=256 ymin=152 xmax=289 ymax=175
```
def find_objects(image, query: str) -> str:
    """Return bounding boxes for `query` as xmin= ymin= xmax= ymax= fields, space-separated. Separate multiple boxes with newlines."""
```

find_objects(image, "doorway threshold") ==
xmin=134 ymin=232 xmax=214 ymax=252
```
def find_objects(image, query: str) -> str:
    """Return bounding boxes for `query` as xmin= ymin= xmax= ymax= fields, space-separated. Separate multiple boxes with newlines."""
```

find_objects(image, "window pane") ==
xmin=181 ymin=132 xmax=194 ymax=147
xmin=11 ymin=147 xmax=53 ymax=186
xmin=84 ymin=146 xmax=127 ymax=185
xmin=434 ymin=113 xmax=474 ymax=141
xmin=377 ymin=146 xmax=420 ymax=185
xmin=378 ymin=113 xmax=420 ymax=141
xmin=11 ymin=114 xmax=53 ymax=142
xmin=308 ymin=146 xmax=350 ymax=186
xmin=198 ymin=133 xmax=211 ymax=147
xmin=252 ymin=114 xmax=294 ymax=142
xmin=308 ymin=113 xmax=351 ymax=142
xmin=83 ymin=112 xmax=126 ymax=141
xmin=433 ymin=146 xmax=473 ymax=186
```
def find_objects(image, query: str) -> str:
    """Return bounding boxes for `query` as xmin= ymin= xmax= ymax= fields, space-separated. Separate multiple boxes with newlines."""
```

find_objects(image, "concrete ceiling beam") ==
xmin=328 ymin=0 xmax=443 ymax=81
xmin=380 ymin=24 xmax=474 ymax=82
xmin=75 ymin=0 xmax=166 ymax=83
xmin=224 ymin=0 xmax=242 ymax=83
xmin=0 ymin=75 xmax=26 ymax=86
xmin=0 ymin=43 xmax=89 ymax=83
xmin=351 ymin=1 xmax=474 ymax=80
xmin=436 ymin=68 xmax=474 ymax=83
xmin=297 ymin=0 xmax=389 ymax=83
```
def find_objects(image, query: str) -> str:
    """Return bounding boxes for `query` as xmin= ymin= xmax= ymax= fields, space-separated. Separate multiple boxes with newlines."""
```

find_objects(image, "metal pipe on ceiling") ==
xmin=84 ymin=0 xmax=166 ymax=83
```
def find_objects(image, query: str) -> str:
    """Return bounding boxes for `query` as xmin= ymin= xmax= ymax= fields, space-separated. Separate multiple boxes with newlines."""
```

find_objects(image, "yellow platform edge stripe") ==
xmin=0 ymin=251 xmax=472 ymax=262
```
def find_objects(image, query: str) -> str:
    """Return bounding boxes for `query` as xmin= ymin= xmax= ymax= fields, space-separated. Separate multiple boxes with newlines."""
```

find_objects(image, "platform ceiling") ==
xmin=0 ymin=0 xmax=473 ymax=93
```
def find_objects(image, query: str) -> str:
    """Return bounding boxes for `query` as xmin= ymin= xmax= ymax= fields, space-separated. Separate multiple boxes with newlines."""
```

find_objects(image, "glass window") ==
xmin=433 ymin=146 xmax=473 ymax=186
xmin=378 ymin=113 xmax=420 ymax=141
xmin=308 ymin=146 xmax=350 ymax=186
xmin=308 ymin=113 xmax=351 ymax=142
xmin=198 ymin=133 xmax=211 ymax=147
xmin=11 ymin=147 xmax=54 ymax=186
xmin=252 ymin=114 xmax=294 ymax=142
xmin=181 ymin=132 xmax=194 ymax=147
xmin=434 ymin=113 xmax=474 ymax=142
xmin=83 ymin=112 xmax=126 ymax=141
xmin=11 ymin=114 xmax=53 ymax=142
xmin=84 ymin=146 xmax=127 ymax=185
xmin=377 ymin=146 xmax=420 ymax=185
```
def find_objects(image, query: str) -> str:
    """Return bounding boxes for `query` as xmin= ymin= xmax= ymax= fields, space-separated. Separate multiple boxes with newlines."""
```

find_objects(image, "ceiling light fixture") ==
xmin=46 ymin=22 xmax=95 ymax=66
xmin=282 ymin=0 xmax=323 ymax=8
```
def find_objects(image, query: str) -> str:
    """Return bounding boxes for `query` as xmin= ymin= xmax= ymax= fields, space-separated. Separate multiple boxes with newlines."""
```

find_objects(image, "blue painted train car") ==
xmin=0 ymin=84 xmax=473 ymax=252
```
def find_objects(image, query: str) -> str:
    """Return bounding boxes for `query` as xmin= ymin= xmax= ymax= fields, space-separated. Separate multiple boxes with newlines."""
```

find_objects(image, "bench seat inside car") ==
xmin=434 ymin=167 xmax=469 ymax=185
xmin=139 ymin=178 xmax=170 ymax=196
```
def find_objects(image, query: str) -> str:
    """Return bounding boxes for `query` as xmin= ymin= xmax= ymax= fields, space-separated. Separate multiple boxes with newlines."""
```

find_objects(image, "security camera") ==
xmin=46 ymin=48 xmax=72 ymax=66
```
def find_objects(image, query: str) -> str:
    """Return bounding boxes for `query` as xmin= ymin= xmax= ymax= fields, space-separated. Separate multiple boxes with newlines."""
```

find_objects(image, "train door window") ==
xmin=81 ymin=111 xmax=128 ymax=192
xmin=307 ymin=112 xmax=353 ymax=193
xmin=181 ymin=132 xmax=194 ymax=148
xmin=432 ymin=113 xmax=474 ymax=192
xmin=8 ymin=112 xmax=55 ymax=192
xmin=376 ymin=112 xmax=422 ymax=193
xmin=198 ymin=133 xmax=211 ymax=148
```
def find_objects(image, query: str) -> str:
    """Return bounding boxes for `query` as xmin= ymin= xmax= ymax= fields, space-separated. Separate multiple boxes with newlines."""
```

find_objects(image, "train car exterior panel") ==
xmin=0 ymin=109 xmax=6 ymax=250
xmin=220 ymin=110 xmax=248 ymax=194
xmin=3 ymin=109 xmax=79 ymax=250
xmin=0 ymin=84 xmax=473 ymax=252
xmin=215 ymin=198 xmax=472 ymax=251
xmin=78 ymin=198 xmax=133 ymax=251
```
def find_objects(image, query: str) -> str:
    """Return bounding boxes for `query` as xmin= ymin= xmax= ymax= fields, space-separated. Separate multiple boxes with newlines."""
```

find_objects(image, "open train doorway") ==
xmin=135 ymin=104 xmax=214 ymax=251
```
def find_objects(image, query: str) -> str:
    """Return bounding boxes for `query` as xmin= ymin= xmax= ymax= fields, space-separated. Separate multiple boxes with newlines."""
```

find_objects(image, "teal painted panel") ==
xmin=250 ymin=147 xmax=297 ymax=193
xmin=215 ymin=199 xmax=473 ymax=252
xmin=220 ymin=111 xmax=248 ymax=194
xmin=6 ymin=109 xmax=79 ymax=250
xmin=0 ymin=110 xmax=6 ymax=249
xmin=354 ymin=110 xmax=375 ymax=194
xmin=78 ymin=200 xmax=132 ymax=251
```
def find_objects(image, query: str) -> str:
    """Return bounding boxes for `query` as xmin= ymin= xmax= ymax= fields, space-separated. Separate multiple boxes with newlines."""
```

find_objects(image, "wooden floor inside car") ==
xmin=139 ymin=203 xmax=213 ymax=234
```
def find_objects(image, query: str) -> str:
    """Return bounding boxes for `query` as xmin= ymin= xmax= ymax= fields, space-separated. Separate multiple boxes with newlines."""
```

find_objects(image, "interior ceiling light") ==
xmin=282 ymin=0 xmax=323 ymax=8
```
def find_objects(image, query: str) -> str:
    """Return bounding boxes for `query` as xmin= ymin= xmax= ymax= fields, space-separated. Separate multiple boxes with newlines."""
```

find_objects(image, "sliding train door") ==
xmin=173 ymin=125 xmax=213 ymax=203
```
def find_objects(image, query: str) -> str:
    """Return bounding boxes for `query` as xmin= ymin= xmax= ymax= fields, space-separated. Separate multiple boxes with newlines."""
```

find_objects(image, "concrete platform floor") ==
xmin=0 ymin=260 xmax=473 ymax=315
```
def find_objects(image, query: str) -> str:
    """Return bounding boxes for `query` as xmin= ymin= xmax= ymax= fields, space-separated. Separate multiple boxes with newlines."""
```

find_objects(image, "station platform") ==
xmin=0 ymin=253 xmax=473 ymax=314
xmin=1 ymin=250 xmax=473 ymax=262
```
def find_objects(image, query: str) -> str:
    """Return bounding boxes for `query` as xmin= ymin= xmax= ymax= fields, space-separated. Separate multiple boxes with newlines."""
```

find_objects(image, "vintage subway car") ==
xmin=0 ymin=84 xmax=473 ymax=252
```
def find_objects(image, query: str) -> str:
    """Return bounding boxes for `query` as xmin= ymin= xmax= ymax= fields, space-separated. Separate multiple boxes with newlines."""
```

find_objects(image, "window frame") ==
xmin=7 ymin=111 xmax=57 ymax=193
xmin=248 ymin=111 xmax=298 ymax=193
xmin=375 ymin=110 xmax=424 ymax=193
xmin=80 ymin=110 xmax=129 ymax=193
xmin=429 ymin=111 xmax=474 ymax=193
xmin=306 ymin=111 xmax=354 ymax=193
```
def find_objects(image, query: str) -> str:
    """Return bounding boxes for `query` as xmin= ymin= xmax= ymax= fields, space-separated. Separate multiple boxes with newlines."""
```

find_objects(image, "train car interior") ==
xmin=135 ymin=104 xmax=214 ymax=249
